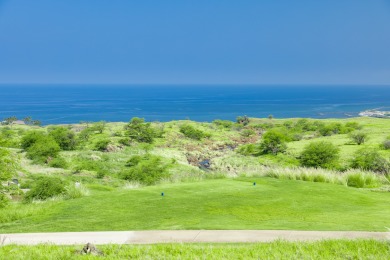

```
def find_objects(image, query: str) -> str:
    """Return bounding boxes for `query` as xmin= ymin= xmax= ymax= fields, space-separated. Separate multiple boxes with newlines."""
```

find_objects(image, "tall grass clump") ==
xmin=346 ymin=171 xmax=382 ymax=188
xmin=64 ymin=183 xmax=90 ymax=199
xmin=241 ymin=166 xmax=385 ymax=188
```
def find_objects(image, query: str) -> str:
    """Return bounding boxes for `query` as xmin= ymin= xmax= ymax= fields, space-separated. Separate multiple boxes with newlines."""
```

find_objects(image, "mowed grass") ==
xmin=1 ymin=177 xmax=389 ymax=233
xmin=1 ymin=240 xmax=389 ymax=260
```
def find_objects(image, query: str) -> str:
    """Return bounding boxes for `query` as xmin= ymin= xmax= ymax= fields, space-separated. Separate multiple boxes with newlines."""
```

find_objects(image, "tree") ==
xmin=4 ymin=116 xmax=17 ymax=125
xmin=299 ymin=141 xmax=339 ymax=168
xmin=349 ymin=131 xmax=368 ymax=145
xmin=236 ymin=116 xmax=250 ymax=126
xmin=351 ymin=149 xmax=389 ymax=174
xmin=23 ymin=116 xmax=32 ymax=125
xmin=125 ymin=117 xmax=157 ymax=143
xmin=91 ymin=121 xmax=106 ymax=134
xmin=259 ymin=130 xmax=288 ymax=155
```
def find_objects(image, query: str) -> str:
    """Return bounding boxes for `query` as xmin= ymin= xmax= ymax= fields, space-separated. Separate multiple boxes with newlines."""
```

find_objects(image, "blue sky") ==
xmin=0 ymin=0 xmax=390 ymax=84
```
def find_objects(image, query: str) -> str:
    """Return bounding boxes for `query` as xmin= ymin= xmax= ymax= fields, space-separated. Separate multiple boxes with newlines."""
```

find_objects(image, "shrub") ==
xmin=48 ymin=157 xmax=68 ymax=169
xmin=93 ymin=139 xmax=110 ymax=151
xmin=213 ymin=119 xmax=234 ymax=129
xmin=299 ymin=141 xmax=339 ymax=169
xmin=21 ymin=131 xmax=46 ymax=150
xmin=179 ymin=125 xmax=209 ymax=140
xmin=24 ymin=177 xmax=65 ymax=202
xmin=350 ymin=149 xmax=390 ymax=174
xmin=240 ymin=129 xmax=256 ymax=137
xmin=48 ymin=127 xmax=77 ymax=150
xmin=90 ymin=121 xmax=106 ymax=134
xmin=120 ymin=154 xmax=171 ymax=185
xmin=0 ymin=193 xmax=9 ymax=208
xmin=0 ymin=148 xmax=16 ymax=183
xmin=26 ymin=137 xmax=61 ymax=163
xmin=78 ymin=127 xmax=95 ymax=142
xmin=125 ymin=117 xmax=158 ymax=143
xmin=349 ymin=131 xmax=368 ymax=145
xmin=237 ymin=144 xmax=260 ymax=156
xmin=295 ymin=119 xmax=316 ymax=131
xmin=318 ymin=123 xmax=342 ymax=136
xmin=258 ymin=130 xmax=288 ymax=155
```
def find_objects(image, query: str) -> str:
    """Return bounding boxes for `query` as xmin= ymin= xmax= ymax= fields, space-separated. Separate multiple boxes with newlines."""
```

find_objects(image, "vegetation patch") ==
xmin=1 ymin=240 xmax=389 ymax=259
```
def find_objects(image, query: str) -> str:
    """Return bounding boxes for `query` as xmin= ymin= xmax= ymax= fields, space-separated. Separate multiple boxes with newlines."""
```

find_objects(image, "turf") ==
xmin=1 ymin=177 xmax=389 ymax=233
xmin=1 ymin=240 xmax=389 ymax=259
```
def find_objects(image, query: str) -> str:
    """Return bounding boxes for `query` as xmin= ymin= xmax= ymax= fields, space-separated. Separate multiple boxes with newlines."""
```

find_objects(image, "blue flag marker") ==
xmin=161 ymin=192 xmax=164 ymax=197
xmin=253 ymin=182 xmax=256 ymax=186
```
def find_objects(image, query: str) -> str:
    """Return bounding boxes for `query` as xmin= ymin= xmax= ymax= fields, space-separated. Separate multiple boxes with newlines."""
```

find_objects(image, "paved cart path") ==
xmin=1 ymin=230 xmax=389 ymax=245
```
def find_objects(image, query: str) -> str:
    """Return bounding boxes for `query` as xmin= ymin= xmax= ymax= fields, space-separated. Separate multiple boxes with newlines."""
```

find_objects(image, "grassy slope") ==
xmin=286 ymin=117 xmax=390 ymax=161
xmin=1 ymin=177 xmax=389 ymax=233
xmin=1 ymin=240 xmax=389 ymax=259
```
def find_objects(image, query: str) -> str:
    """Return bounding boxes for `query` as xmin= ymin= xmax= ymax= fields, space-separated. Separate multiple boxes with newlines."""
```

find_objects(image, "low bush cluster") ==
xmin=350 ymin=149 xmax=390 ymax=174
xmin=23 ymin=177 xmax=66 ymax=202
xmin=179 ymin=124 xmax=210 ymax=140
xmin=212 ymin=119 xmax=234 ymax=129
xmin=21 ymin=131 xmax=61 ymax=163
xmin=120 ymin=154 xmax=173 ymax=185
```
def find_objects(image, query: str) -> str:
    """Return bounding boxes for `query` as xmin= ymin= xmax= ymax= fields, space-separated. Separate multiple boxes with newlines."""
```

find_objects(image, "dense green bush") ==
xmin=179 ymin=124 xmax=209 ymax=140
xmin=237 ymin=144 xmax=260 ymax=156
xmin=350 ymin=149 xmax=390 ymax=174
xmin=125 ymin=117 xmax=159 ymax=143
xmin=48 ymin=127 xmax=77 ymax=150
xmin=93 ymin=139 xmax=110 ymax=151
xmin=295 ymin=119 xmax=318 ymax=131
xmin=21 ymin=131 xmax=46 ymax=150
xmin=120 ymin=154 xmax=172 ymax=185
xmin=349 ymin=131 xmax=368 ymax=145
xmin=0 ymin=128 xmax=19 ymax=148
xmin=299 ymin=141 xmax=339 ymax=169
xmin=259 ymin=130 xmax=288 ymax=155
xmin=318 ymin=122 xmax=356 ymax=136
xmin=24 ymin=177 xmax=65 ymax=202
xmin=26 ymin=136 xmax=61 ymax=163
xmin=48 ymin=157 xmax=68 ymax=169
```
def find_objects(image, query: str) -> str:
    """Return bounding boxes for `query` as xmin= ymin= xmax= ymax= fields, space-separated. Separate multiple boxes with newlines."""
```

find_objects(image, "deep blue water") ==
xmin=0 ymin=85 xmax=389 ymax=125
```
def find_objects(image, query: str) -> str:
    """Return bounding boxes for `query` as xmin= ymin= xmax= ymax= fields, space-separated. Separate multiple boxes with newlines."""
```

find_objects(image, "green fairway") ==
xmin=1 ymin=177 xmax=389 ymax=233
xmin=1 ymin=240 xmax=389 ymax=259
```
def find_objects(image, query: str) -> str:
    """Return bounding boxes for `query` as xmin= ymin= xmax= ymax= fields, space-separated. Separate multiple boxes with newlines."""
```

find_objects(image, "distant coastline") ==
xmin=359 ymin=109 xmax=390 ymax=119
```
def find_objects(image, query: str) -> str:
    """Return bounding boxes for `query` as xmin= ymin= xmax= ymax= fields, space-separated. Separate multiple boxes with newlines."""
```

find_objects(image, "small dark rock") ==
xmin=80 ymin=243 xmax=104 ymax=256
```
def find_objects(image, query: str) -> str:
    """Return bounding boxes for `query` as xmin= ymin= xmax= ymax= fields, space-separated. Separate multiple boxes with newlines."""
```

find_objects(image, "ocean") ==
xmin=0 ymin=85 xmax=389 ymax=125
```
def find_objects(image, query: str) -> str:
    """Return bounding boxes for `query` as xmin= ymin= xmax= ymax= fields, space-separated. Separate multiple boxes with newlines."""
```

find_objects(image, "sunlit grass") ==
xmin=1 ymin=240 xmax=389 ymax=259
